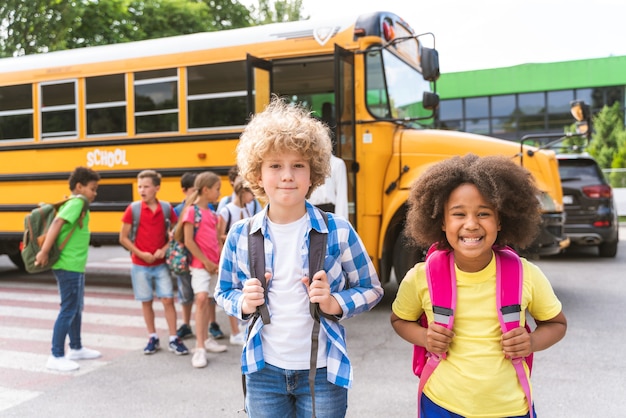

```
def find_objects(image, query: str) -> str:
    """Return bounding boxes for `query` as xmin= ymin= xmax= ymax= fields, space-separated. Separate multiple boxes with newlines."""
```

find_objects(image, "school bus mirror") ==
xmin=570 ymin=100 xmax=590 ymax=122
xmin=420 ymin=47 xmax=440 ymax=82
xmin=575 ymin=121 xmax=589 ymax=135
xmin=423 ymin=92 xmax=440 ymax=111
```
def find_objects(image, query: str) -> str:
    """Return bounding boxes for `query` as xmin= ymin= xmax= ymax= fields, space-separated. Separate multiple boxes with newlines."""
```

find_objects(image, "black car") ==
xmin=557 ymin=154 xmax=619 ymax=257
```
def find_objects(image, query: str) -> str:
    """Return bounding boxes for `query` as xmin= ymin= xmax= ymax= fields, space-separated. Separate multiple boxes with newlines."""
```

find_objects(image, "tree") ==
xmin=0 ymin=0 xmax=83 ymax=56
xmin=0 ymin=0 xmax=303 ymax=57
xmin=252 ymin=0 xmax=306 ymax=24
xmin=586 ymin=102 xmax=626 ymax=187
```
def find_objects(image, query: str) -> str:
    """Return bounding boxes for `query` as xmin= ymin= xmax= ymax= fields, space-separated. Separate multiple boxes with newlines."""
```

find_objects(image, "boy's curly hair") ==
xmin=69 ymin=167 xmax=100 ymax=190
xmin=405 ymin=153 xmax=542 ymax=250
xmin=237 ymin=97 xmax=332 ymax=201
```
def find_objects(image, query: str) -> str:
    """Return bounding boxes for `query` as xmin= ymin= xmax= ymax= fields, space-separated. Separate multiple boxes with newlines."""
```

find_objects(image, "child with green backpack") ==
xmin=35 ymin=166 xmax=102 ymax=372
xmin=391 ymin=154 xmax=567 ymax=417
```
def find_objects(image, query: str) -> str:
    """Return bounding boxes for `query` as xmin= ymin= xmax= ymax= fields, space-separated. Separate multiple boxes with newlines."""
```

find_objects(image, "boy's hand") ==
xmin=34 ymin=250 xmax=49 ymax=267
xmin=138 ymin=251 xmax=156 ymax=264
xmin=153 ymin=248 xmax=165 ymax=260
xmin=501 ymin=326 xmax=532 ymax=359
xmin=425 ymin=323 xmax=455 ymax=354
xmin=241 ymin=272 xmax=271 ymax=315
xmin=302 ymin=270 xmax=341 ymax=316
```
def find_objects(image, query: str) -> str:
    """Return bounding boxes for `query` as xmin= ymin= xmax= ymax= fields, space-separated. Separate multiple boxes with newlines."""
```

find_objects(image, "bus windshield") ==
xmin=365 ymin=47 xmax=433 ymax=125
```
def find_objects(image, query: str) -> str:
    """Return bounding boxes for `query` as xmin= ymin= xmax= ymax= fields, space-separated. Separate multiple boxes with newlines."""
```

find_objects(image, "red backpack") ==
xmin=413 ymin=245 xmax=534 ymax=418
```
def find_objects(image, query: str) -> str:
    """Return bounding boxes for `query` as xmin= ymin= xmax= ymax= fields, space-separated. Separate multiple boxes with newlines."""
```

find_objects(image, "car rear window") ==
xmin=558 ymin=159 xmax=604 ymax=182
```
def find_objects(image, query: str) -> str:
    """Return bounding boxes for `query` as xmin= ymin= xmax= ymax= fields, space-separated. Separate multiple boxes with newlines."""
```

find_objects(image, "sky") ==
xmin=293 ymin=0 xmax=626 ymax=73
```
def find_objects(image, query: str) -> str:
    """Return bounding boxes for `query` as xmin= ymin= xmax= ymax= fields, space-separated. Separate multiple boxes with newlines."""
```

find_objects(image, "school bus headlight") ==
xmin=537 ymin=192 xmax=557 ymax=212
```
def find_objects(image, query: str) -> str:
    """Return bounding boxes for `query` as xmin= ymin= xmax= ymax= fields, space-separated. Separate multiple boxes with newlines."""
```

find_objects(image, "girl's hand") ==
xmin=501 ymin=326 xmax=532 ymax=359
xmin=425 ymin=323 xmax=455 ymax=354
xmin=241 ymin=273 xmax=271 ymax=315
xmin=202 ymin=259 xmax=218 ymax=275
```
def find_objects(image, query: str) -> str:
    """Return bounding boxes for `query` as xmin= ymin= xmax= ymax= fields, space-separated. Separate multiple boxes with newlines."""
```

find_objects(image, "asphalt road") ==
xmin=1 ymin=226 xmax=625 ymax=417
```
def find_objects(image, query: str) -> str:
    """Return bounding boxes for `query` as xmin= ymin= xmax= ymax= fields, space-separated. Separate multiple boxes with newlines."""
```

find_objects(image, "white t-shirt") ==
xmin=308 ymin=155 xmax=348 ymax=219
xmin=262 ymin=214 xmax=327 ymax=370
xmin=218 ymin=202 xmax=251 ymax=233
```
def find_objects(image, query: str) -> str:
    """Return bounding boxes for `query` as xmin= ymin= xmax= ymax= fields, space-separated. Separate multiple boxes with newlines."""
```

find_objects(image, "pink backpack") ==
xmin=413 ymin=245 xmax=534 ymax=417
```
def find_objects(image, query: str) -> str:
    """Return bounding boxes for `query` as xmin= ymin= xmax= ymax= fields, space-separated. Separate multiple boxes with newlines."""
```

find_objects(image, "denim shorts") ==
xmin=131 ymin=263 xmax=174 ymax=301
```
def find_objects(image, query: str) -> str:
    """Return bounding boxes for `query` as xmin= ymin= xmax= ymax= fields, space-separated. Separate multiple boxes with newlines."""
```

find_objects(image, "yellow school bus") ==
xmin=0 ymin=11 xmax=567 ymax=282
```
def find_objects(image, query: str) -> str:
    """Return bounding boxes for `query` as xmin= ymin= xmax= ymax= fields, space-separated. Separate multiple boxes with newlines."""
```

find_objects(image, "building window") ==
xmin=0 ymin=84 xmax=33 ymax=141
xmin=438 ymin=99 xmax=463 ymax=131
xmin=187 ymin=62 xmax=247 ymax=129
xmin=547 ymin=90 xmax=574 ymax=131
xmin=518 ymin=92 xmax=546 ymax=133
xmin=86 ymin=74 xmax=126 ymax=136
xmin=40 ymin=80 xmax=78 ymax=139
xmin=134 ymin=68 xmax=178 ymax=134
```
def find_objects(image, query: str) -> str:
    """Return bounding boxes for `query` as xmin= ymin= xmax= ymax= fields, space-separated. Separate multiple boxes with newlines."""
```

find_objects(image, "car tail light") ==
xmin=593 ymin=220 xmax=611 ymax=227
xmin=582 ymin=184 xmax=612 ymax=199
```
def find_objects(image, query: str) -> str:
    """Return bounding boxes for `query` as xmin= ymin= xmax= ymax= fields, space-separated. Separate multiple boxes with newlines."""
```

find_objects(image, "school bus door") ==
xmin=246 ymin=54 xmax=272 ymax=114
xmin=334 ymin=45 xmax=356 ymax=227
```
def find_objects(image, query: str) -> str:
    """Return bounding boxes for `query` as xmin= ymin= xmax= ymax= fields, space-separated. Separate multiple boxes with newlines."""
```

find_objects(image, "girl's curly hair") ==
xmin=236 ymin=97 xmax=332 ymax=201
xmin=405 ymin=153 xmax=542 ymax=250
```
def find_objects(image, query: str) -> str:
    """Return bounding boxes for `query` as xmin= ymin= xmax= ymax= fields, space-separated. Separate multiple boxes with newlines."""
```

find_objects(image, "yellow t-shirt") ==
xmin=392 ymin=254 xmax=562 ymax=418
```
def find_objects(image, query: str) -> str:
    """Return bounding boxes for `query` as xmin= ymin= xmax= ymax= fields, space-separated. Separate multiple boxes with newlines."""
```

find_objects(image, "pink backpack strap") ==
xmin=495 ymin=246 xmax=534 ymax=418
xmin=417 ymin=246 xmax=456 ymax=414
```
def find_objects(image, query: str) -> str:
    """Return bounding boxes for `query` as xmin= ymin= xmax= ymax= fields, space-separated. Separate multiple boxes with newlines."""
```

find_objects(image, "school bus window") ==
xmin=0 ymin=84 xmax=34 ymax=141
xmin=187 ymin=62 xmax=247 ymax=129
xmin=134 ymin=69 xmax=178 ymax=134
xmin=86 ymin=74 xmax=127 ymax=136
xmin=40 ymin=80 xmax=77 ymax=139
xmin=365 ymin=50 xmax=390 ymax=118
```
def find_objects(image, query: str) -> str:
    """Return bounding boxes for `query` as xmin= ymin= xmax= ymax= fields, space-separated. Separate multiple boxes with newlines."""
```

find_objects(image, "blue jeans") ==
xmin=51 ymin=269 xmax=85 ymax=358
xmin=245 ymin=363 xmax=347 ymax=418
xmin=421 ymin=394 xmax=537 ymax=418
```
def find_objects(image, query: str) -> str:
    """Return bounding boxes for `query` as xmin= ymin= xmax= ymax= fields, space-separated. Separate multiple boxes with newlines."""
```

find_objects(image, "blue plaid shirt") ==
xmin=215 ymin=202 xmax=383 ymax=388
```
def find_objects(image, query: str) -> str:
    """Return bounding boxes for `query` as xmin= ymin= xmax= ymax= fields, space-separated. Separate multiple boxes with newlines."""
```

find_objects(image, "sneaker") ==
xmin=46 ymin=355 xmax=79 ymax=371
xmin=169 ymin=337 xmax=189 ymax=355
xmin=66 ymin=347 xmax=102 ymax=360
xmin=229 ymin=332 xmax=246 ymax=346
xmin=209 ymin=322 xmax=224 ymax=339
xmin=192 ymin=349 xmax=208 ymax=368
xmin=204 ymin=336 xmax=228 ymax=353
xmin=176 ymin=323 xmax=193 ymax=339
xmin=144 ymin=336 xmax=160 ymax=355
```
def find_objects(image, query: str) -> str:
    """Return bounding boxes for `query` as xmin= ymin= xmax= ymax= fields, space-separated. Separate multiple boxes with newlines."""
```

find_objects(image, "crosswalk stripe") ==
xmin=0 ymin=349 xmax=108 ymax=375
xmin=0 ymin=289 xmax=165 ymax=311
xmin=0 ymin=326 xmax=148 ymax=349
xmin=0 ymin=265 xmax=198 ymax=413
xmin=0 ymin=386 xmax=42 ymax=412
xmin=0 ymin=305 xmax=169 ymax=329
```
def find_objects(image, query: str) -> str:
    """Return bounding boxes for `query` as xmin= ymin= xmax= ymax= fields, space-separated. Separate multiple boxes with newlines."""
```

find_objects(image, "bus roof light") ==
xmin=382 ymin=21 xmax=395 ymax=42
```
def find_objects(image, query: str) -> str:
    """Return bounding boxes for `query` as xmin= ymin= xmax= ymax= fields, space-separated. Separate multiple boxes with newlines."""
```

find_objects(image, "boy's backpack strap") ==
xmin=57 ymin=195 xmax=89 ymax=251
xmin=416 ymin=246 xmax=456 ymax=413
xmin=494 ymin=246 xmax=534 ymax=418
xmin=307 ymin=207 xmax=329 ymax=418
xmin=159 ymin=201 xmax=172 ymax=240
xmin=129 ymin=201 xmax=142 ymax=243
xmin=247 ymin=219 xmax=271 ymax=325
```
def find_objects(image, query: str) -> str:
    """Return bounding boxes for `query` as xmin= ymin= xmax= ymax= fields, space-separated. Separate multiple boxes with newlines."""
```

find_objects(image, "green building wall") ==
xmin=438 ymin=55 xmax=626 ymax=99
